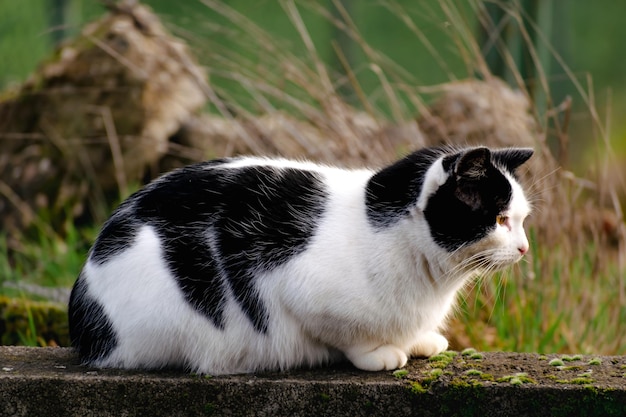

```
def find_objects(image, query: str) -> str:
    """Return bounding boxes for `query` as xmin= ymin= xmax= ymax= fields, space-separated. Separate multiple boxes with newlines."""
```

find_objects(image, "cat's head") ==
xmin=417 ymin=147 xmax=533 ymax=271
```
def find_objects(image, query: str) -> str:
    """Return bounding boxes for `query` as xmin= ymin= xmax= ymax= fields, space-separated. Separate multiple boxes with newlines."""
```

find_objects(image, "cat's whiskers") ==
xmin=441 ymin=246 xmax=516 ymax=293
xmin=445 ymin=248 xmax=493 ymax=278
xmin=522 ymin=166 xmax=559 ymax=217
xmin=526 ymin=166 xmax=559 ymax=197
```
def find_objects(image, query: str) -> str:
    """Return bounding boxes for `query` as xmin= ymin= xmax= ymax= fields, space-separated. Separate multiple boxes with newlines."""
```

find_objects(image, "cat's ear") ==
xmin=454 ymin=147 xmax=492 ymax=179
xmin=492 ymin=148 xmax=533 ymax=173
xmin=451 ymin=147 xmax=492 ymax=210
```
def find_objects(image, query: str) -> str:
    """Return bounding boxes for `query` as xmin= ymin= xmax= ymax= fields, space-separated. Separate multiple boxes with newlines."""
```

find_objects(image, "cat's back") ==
xmin=89 ymin=156 xmax=360 ymax=259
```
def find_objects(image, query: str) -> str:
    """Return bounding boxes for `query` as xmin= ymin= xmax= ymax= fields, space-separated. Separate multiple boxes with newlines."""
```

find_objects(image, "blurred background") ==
xmin=0 ymin=1 xmax=624 ymax=355
xmin=2 ymin=0 xmax=626 ymax=161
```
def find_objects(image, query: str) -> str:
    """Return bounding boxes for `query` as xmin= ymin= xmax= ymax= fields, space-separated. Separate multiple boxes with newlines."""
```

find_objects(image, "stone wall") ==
xmin=1 ymin=347 xmax=626 ymax=416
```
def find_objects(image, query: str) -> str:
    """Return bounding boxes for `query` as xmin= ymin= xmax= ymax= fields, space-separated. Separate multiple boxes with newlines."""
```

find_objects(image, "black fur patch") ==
xmin=134 ymin=161 xmax=327 ymax=333
xmin=214 ymin=165 xmax=327 ymax=333
xmin=89 ymin=206 xmax=138 ymax=265
xmin=424 ymin=148 xmax=513 ymax=251
xmin=366 ymin=147 xmax=444 ymax=227
xmin=132 ymin=162 xmax=232 ymax=330
xmin=68 ymin=274 xmax=118 ymax=363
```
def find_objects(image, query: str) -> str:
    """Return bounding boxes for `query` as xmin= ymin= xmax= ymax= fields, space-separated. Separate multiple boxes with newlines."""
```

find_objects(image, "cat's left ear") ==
xmin=491 ymin=148 xmax=534 ymax=173
xmin=453 ymin=147 xmax=492 ymax=179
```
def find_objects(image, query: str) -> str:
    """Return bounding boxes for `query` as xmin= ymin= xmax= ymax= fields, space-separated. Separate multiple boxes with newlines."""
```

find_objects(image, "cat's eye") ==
xmin=496 ymin=215 xmax=508 ymax=226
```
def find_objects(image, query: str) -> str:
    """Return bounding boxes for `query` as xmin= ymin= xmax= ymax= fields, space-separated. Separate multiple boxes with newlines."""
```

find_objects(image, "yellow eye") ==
xmin=496 ymin=215 xmax=508 ymax=226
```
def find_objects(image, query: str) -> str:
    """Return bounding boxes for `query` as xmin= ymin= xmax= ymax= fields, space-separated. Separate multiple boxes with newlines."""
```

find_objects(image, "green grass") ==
xmin=0 ymin=217 xmax=98 ymax=300
xmin=456 ymin=233 xmax=626 ymax=355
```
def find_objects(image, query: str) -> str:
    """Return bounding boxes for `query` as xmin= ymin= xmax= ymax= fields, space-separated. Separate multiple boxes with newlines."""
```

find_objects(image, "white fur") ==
xmin=417 ymin=158 xmax=448 ymax=212
xmin=81 ymin=156 xmax=530 ymax=374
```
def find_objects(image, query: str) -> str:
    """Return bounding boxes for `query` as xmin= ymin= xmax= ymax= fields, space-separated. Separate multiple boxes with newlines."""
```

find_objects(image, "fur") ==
xmin=68 ymin=146 xmax=533 ymax=374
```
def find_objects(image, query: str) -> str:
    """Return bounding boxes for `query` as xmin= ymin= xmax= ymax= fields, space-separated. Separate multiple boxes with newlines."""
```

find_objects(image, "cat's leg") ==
xmin=344 ymin=343 xmax=408 ymax=371
xmin=407 ymin=330 xmax=449 ymax=357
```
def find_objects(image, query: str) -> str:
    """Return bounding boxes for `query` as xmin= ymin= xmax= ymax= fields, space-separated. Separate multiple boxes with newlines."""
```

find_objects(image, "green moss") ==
xmin=428 ymin=352 xmax=454 ymax=369
xmin=556 ymin=377 xmax=594 ymax=385
xmin=429 ymin=361 xmax=449 ymax=369
xmin=570 ymin=377 xmax=594 ymax=385
xmin=411 ymin=362 xmax=447 ymax=394
xmin=549 ymin=358 xmax=565 ymax=367
xmin=588 ymin=358 xmax=602 ymax=366
xmin=428 ymin=353 xmax=450 ymax=362
xmin=392 ymin=369 xmax=408 ymax=378
xmin=479 ymin=373 xmax=495 ymax=382
xmin=469 ymin=352 xmax=484 ymax=360
xmin=409 ymin=381 xmax=427 ymax=394
xmin=562 ymin=354 xmax=583 ymax=362
xmin=464 ymin=369 xmax=482 ymax=376
xmin=450 ymin=377 xmax=483 ymax=388
xmin=421 ymin=368 xmax=444 ymax=386
xmin=461 ymin=348 xmax=477 ymax=356
xmin=497 ymin=372 xmax=536 ymax=385
xmin=463 ymin=369 xmax=494 ymax=382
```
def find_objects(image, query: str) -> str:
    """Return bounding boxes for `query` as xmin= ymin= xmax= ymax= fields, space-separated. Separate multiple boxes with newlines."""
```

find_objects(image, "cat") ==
xmin=68 ymin=146 xmax=533 ymax=375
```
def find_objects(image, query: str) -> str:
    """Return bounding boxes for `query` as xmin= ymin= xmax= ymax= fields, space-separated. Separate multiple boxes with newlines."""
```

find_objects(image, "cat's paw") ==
xmin=409 ymin=331 xmax=449 ymax=358
xmin=345 ymin=344 xmax=408 ymax=371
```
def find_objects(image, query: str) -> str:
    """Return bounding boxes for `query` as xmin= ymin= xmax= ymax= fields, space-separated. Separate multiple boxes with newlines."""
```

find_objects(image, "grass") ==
xmin=1 ymin=0 xmax=625 ymax=357
xmin=0 ymin=218 xmax=98 ymax=299
xmin=456 ymin=233 xmax=626 ymax=354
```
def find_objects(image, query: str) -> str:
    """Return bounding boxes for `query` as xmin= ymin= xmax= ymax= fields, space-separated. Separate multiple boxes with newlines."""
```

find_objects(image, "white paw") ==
xmin=409 ymin=331 xmax=449 ymax=358
xmin=345 ymin=344 xmax=408 ymax=371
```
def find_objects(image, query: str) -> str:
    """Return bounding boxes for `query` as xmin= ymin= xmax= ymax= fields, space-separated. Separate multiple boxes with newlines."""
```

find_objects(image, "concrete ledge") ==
xmin=2 ymin=347 xmax=626 ymax=416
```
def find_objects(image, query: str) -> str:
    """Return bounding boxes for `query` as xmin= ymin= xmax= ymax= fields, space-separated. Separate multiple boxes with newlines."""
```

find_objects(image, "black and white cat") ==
xmin=69 ymin=146 xmax=533 ymax=375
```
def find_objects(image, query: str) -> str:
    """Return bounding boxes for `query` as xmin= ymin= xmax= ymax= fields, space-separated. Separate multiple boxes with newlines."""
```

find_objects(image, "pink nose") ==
xmin=518 ymin=245 xmax=529 ymax=255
